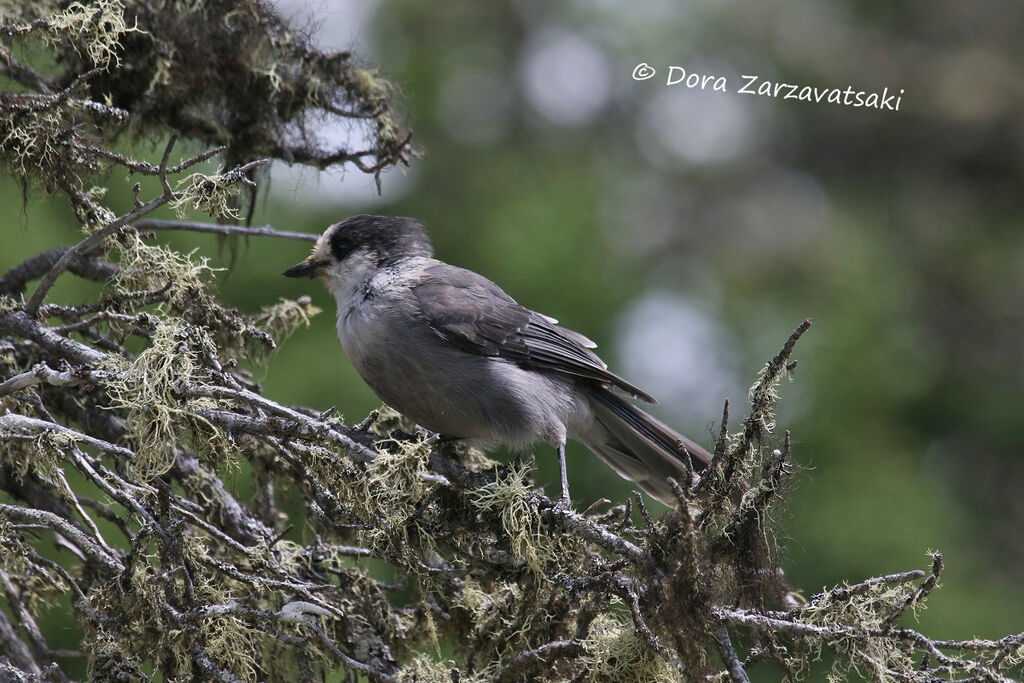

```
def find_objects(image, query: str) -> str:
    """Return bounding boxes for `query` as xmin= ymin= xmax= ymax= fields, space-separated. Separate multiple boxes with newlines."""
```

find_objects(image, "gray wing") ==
xmin=411 ymin=263 xmax=656 ymax=403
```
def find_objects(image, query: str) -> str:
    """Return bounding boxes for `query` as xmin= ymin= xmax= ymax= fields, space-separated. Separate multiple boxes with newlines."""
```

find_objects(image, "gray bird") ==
xmin=284 ymin=215 xmax=711 ymax=506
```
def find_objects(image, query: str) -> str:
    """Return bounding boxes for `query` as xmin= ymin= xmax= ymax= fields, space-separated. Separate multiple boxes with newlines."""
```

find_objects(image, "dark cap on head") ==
xmin=327 ymin=214 xmax=434 ymax=265
xmin=283 ymin=214 xmax=434 ymax=278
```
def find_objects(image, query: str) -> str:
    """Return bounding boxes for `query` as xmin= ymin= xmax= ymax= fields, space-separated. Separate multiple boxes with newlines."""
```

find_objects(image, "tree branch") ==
xmin=134 ymin=219 xmax=318 ymax=242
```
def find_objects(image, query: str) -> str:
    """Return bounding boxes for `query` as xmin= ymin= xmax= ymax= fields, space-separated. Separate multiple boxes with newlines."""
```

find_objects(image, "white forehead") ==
xmin=311 ymin=224 xmax=338 ymax=261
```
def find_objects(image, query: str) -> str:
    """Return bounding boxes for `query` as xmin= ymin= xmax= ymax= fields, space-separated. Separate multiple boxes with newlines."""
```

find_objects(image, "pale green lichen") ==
xmin=298 ymin=430 xmax=437 ymax=563
xmin=468 ymin=463 xmax=549 ymax=574
xmin=112 ymin=230 xmax=219 ymax=307
xmin=253 ymin=296 xmax=321 ymax=346
xmin=581 ymin=613 xmax=677 ymax=683
xmin=458 ymin=577 xmax=524 ymax=642
xmin=0 ymin=418 xmax=73 ymax=496
xmin=172 ymin=171 xmax=243 ymax=221
xmin=86 ymin=535 xmax=262 ymax=681
xmin=1 ymin=0 xmax=137 ymax=69
xmin=788 ymin=559 xmax=939 ymax=681
xmin=199 ymin=613 xmax=261 ymax=683
xmin=47 ymin=0 xmax=138 ymax=69
xmin=395 ymin=654 xmax=492 ymax=683
xmin=368 ymin=404 xmax=420 ymax=437
xmin=109 ymin=229 xmax=275 ymax=358
xmin=357 ymin=437 xmax=436 ymax=560
xmin=746 ymin=350 xmax=796 ymax=438
xmin=100 ymin=318 xmax=220 ymax=479
xmin=0 ymin=105 xmax=84 ymax=180
xmin=0 ymin=518 xmax=69 ymax=614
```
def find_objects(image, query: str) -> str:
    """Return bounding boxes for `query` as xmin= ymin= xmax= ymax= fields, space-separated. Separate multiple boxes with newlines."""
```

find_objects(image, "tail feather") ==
xmin=581 ymin=390 xmax=712 ymax=505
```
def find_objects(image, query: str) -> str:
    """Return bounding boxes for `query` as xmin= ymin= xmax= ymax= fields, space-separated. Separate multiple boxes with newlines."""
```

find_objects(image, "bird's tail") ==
xmin=579 ymin=390 xmax=712 ymax=506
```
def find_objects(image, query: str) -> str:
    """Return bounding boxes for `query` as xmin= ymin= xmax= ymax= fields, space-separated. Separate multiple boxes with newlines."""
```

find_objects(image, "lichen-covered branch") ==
xmin=3 ymin=214 xmax=1020 ymax=680
xmin=1 ymin=0 xmax=416 ymax=217
xmin=0 ymin=3 xmax=1020 ymax=679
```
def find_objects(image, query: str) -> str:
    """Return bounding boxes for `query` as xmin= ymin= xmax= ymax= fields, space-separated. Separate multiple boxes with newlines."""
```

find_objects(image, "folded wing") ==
xmin=411 ymin=263 xmax=656 ymax=403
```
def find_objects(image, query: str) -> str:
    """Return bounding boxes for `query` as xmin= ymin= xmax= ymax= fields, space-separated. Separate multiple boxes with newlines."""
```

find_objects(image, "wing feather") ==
xmin=411 ymin=263 xmax=655 ymax=403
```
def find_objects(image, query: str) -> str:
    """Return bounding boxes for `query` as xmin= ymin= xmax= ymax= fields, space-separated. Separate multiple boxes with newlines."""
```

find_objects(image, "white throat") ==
xmin=325 ymin=250 xmax=379 ymax=315
xmin=327 ymin=253 xmax=431 ymax=317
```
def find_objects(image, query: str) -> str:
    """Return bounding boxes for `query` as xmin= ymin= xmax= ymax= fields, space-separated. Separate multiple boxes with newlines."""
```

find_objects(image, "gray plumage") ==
xmin=284 ymin=214 xmax=711 ymax=505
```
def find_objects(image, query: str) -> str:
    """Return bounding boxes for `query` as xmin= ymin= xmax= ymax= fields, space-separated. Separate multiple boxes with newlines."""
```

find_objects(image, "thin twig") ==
xmin=714 ymin=622 xmax=751 ymax=683
xmin=0 ymin=504 xmax=122 ymax=574
xmin=0 ymin=363 xmax=88 ymax=398
xmin=134 ymin=219 xmax=318 ymax=242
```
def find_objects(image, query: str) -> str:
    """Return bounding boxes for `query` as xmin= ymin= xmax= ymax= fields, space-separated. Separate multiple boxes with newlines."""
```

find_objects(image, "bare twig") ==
xmin=0 ymin=504 xmax=122 ymax=574
xmin=883 ymin=552 xmax=942 ymax=627
xmin=0 ymin=363 xmax=89 ymax=398
xmin=134 ymin=219 xmax=318 ymax=242
xmin=0 ymin=246 xmax=116 ymax=296
xmin=714 ymin=622 xmax=751 ymax=683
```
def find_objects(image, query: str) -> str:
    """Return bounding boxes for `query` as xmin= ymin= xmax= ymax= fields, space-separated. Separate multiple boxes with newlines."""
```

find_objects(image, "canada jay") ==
xmin=284 ymin=215 xmax=712 ymax=506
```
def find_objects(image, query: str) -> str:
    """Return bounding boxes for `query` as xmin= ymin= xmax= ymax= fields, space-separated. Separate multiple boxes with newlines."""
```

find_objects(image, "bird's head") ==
xmin=283 ymin=214 xmax=434 ymax=291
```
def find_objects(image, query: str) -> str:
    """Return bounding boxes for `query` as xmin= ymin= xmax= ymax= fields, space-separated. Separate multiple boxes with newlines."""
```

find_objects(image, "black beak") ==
xmin=283 ymin=259 xmax=324 ymax=279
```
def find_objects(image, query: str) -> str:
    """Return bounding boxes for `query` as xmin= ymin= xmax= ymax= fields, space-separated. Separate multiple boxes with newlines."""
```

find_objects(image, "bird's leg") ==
xmin=556 ymin=442 xmax=571 ymax=509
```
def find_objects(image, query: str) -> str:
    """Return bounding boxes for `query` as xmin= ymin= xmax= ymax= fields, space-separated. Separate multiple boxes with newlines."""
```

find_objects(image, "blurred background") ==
xmin=4 ymin=0 xmax=1023 ymax=659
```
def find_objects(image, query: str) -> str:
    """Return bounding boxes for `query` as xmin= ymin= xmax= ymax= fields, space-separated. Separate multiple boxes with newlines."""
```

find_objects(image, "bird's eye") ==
xmin=330 ymin=235 xmax=356 ymax=261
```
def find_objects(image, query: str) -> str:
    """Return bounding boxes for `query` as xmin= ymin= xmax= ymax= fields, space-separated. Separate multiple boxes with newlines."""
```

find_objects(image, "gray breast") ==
xmin=336 ymin=290 xmax=580 ymax=450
